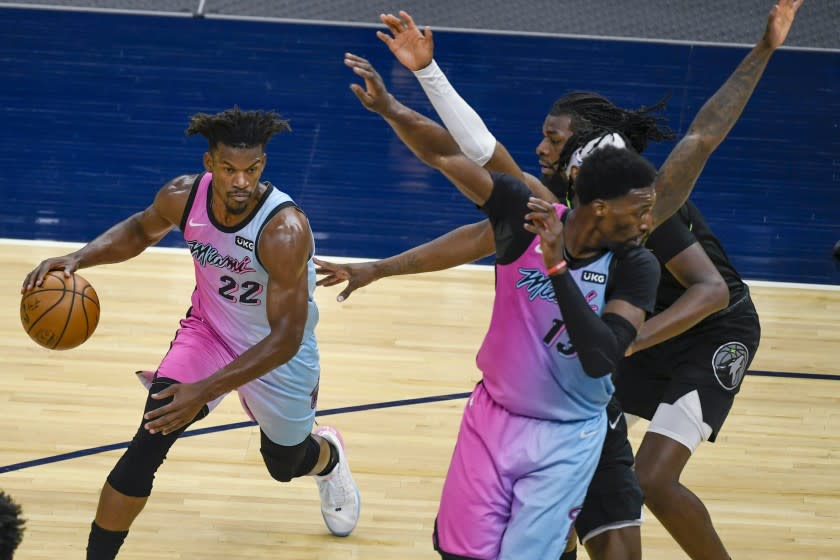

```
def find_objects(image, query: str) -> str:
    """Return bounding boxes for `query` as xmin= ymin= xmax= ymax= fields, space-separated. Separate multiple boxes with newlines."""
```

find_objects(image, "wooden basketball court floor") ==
xmin=1 ymin=239 xmax=838 ymax=559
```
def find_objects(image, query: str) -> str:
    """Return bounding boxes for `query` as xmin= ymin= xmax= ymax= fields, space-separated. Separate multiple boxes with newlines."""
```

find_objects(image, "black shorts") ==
xmin=614 ymin=293 xmax=760 ymax=441
xmin=574 ymin=396 xmax=643 ymax=542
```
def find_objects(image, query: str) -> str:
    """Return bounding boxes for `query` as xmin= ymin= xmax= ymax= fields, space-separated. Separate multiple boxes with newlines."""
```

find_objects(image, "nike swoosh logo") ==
xmin=580 ymin=429 xmax=599 ymax=439
xmin=189 ymin=218 xmax=207 ymax=227
xmin=608 ymin=414 xmax=622 ymax=430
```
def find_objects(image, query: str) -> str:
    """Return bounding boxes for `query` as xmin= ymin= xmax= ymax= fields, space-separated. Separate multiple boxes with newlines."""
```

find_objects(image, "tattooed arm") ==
xmin=651 ymin=0 xmax=802 ymax=226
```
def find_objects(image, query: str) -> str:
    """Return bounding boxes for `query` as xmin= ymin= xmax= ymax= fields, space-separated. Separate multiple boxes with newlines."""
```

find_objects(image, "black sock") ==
xmin=315 ymin=440 xmax=339 ymax=476
xmin=559 ymin=546 xmax=577 ymax=560
xmin=86 ymin=521 xmax=129 ymax=560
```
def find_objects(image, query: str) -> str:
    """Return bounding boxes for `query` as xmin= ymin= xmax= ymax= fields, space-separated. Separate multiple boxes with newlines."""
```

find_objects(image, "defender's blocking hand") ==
xmin=345 ymin=52 xmax=393 ymax=114
xmin=377 ymin=11 xmax=434 ymax=72
xmin=314 ymin=257 xmax=380 ymax=302
xmin=762 ymin=0 xmax=803 ymax=50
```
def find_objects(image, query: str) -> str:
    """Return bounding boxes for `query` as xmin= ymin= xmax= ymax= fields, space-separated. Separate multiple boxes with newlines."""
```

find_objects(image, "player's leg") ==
xmin=499 ymin=408 xmax=604 ymax=560
xmin=561 ymin=531 xmax=577 ymax=559
xmin=434 ymin=382 xmax=515 ymax=560
xmin=237 ymin=345 xmax=361 ymax=537
xmin=86 ymin=315 xmax=231 ymax=560
xmin=634 ymin=303 xmax=760 ymax=560
xmin=584 ymin=527 xmax=641 ymax=560
xmin=573 ymin=397 xmax=643 ymax=560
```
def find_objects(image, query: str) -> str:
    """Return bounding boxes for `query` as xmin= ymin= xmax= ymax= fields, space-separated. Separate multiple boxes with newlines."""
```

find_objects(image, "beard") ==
xmin=224 ymin=194 xmax=252 ymax=215
xmin=540 ymin=172 xmax=572 ymax=204
xmin=224 ymin=202 xmax=250 ymax=215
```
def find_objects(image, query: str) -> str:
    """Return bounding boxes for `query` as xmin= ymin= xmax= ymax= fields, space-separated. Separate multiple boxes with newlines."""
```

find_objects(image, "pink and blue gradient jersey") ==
xmin=180 ymin=172 xmax=319 ymax=372
xmin=476 ymin=173 xmax=658 ymax=422
xmin=476 ymin=217 xmax=614 ymax=422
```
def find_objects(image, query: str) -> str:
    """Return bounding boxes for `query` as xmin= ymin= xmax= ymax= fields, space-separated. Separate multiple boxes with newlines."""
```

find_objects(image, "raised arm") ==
xmin=651 ymin=0 xmax=803 ymax=226
xmin=22 ymin=175 xmax=190 ymax=292
xmin=346 ymin=52 xmax=495 ymax=205
xmin=376 ymin=11 xmax=555 ymax=201
xmin=315 ymin=219 xmax=495 ymax=301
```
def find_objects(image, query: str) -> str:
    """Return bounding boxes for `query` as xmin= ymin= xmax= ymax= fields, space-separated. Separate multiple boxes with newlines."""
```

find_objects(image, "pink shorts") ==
xmin=435 ymin=382 xmax=604 ymax=559
xmin=154 ymin=314 xmax=320 ymax=445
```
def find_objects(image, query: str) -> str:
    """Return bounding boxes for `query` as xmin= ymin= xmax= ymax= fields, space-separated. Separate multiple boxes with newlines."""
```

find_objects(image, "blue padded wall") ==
xmin=2 ymin=8 xmax=838 ymax=284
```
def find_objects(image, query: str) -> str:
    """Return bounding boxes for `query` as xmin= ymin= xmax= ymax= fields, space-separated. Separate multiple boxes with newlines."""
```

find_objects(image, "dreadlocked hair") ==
xmin=548 ymin=91 xmax=674 ymax=173
xmin=185 ymin=106 xmax=291 ymax=151
xmin=0 ymin=491 xmax=25 ymax=560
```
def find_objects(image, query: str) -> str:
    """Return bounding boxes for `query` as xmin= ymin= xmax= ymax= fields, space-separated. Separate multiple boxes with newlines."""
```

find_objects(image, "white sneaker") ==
xmin=313 ymin=426 xmax=361 ymax=537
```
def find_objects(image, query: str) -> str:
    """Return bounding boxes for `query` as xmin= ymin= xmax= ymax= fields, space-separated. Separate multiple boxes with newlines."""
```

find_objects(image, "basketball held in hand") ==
xmin=20 ymin=272 xmax=100 ymax=350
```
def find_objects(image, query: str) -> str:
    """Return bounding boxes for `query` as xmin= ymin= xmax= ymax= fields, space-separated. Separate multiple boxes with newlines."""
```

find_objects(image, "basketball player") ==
xmin=320 ymin=3 xmax=800 ymax=558
xmin=343 ymin=44 xmax=748 ymax=557
xmin=0 ymin=491 xmax=25 ymax=560
xmin=21 ymin=108 xmax=361 ymax=559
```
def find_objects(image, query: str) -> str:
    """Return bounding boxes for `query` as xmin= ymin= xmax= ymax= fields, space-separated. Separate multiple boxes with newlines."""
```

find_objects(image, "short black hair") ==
xmin=574 ymin=146 xmax=657 ymax=205
xmin=185 ymin=106 xmax=291 ymax=151
xmin=0 ymin=492 xmax=25 ymax=560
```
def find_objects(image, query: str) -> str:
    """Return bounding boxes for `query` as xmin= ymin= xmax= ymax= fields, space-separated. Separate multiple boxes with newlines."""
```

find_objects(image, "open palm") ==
xmin=377 ymin=11 xmax=434 ymax=72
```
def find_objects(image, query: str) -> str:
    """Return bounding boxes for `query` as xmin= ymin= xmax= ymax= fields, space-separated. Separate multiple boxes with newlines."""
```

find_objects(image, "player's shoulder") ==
xmin=490 ymin=171 xmax=526 ymax=190
xmin=613 ymin=244 xmax=659 ymax=273
xmin=151 ymin=174 xmax=201 ymax=223
xmin=257 ymin=204 xmax=312 ymax=268
xmin=486 ymin=172 xmax=531 ymax=212
xmin=522 ymin=173 xmax=559 ymax=203
xmin=260 ymin=202 xmax=311 ymax=241
xmin=159 ymin=173 xmax=201 ymax=198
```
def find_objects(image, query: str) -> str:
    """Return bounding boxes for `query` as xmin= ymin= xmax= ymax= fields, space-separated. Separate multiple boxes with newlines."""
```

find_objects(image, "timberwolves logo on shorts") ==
xmin=712 ymin=342 xmax=749 ymax=390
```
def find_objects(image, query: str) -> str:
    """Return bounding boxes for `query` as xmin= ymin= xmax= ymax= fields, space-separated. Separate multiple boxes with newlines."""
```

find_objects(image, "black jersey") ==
xmin=645 ymin=200 xmax=747 ymax=315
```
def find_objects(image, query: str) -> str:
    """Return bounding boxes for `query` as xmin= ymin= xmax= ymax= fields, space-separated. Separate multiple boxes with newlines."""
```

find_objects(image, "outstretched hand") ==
xmin=762 ymin=0 xmax=803 ymax=50
xmin=345 ymin=52 xmax=393 ymax=114
xmin=313 ymin=257 xmax=380 ymax=302
xmin=377 ymin=10 xmax=434 ymax=72
xmin=523 ymin=197 xmax=566 ymax=269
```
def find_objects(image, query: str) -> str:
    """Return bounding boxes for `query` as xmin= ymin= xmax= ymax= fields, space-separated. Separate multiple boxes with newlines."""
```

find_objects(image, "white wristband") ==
xmin=413 ymin=59 xmax=496 ymax=166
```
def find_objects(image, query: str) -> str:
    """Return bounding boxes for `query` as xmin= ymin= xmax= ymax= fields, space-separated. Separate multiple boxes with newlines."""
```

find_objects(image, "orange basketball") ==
xmin=20 ymin=271 xmax=100 ymax=350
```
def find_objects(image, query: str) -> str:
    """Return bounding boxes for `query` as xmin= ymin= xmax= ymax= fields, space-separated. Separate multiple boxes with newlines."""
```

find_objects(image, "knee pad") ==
xmin=107 ymin=377 xmax=208 ymax=497
xmin=648 ymin=390 xmax=712 ymax=454
xmin=260 ymin=431 xmax=320 ymax=482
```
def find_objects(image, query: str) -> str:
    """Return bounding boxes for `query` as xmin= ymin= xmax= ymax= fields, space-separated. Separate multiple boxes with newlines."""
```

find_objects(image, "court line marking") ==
xmin=0 ymin=392 xmax=471 ymax=474
xmin=2 ymin=369 xmax=839 ymax=475
xmin=3 ymin=238 xmax=838 ymax=291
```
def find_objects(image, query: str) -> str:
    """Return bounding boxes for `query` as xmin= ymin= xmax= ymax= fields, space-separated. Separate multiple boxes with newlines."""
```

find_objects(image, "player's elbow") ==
xmin=706 ymin=278 xmax=730 ymax=314
xmin=577 ymin=349 xmax=618 ymax=379
xmin=463 ymin=137 xmax=497 ymax=167
xmin=266 ymin=324 xmax=306 ymax=367
xmin=129 ymin=213 xmax=163 ymax=247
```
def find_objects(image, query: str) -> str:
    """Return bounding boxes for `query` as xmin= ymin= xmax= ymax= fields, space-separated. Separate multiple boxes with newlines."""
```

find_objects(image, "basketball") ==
xmin=20 ymin=271 xmax=100 ymax=350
